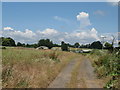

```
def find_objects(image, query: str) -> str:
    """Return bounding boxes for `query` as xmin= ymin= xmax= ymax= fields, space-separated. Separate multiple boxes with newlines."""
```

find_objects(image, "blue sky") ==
xmin=1 ymin=2 xmax=119 ymax=45
xmin=3 ymin=2 xmax=118 ymax=33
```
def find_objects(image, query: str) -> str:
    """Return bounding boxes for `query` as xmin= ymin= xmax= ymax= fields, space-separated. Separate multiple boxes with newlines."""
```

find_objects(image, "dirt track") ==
xmin=48 ymin=59 xmax=78 ymax=88
xmin=48 ymin=57 xmax=104 ymax=88
xmin=77 ymin=59 xmax=104 ymax=88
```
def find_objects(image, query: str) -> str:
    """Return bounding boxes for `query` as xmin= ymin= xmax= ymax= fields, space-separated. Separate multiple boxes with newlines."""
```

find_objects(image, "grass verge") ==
xmin=66 ymin=55 xmax=82 ymax=88
xmin=86 ymin=49 xmax=120 ymax=89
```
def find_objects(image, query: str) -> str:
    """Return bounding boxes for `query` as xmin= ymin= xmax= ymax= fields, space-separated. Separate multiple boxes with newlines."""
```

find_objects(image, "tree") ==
xmin=0 ymin=37 xmax=16 ymax=46
xmin=119 ymin=41 xmax=120 ymax=47
xmin=61 ymin=41 xmax=68 ymax=51
xmin=32 ymin=44 xmax=38 ymax=48
xmin=74 ymin=42 xmax=80 ymax=48
xmin=17 ymin=42 xmax=22 ymax=46
xmin=38 ymin=39 xmax=53 ymax=49
xmin=67 ymin=43 xmax=74 ymax=47
xmin=111 ymin=35 xmax=115 ymax=47
xmin=53 ymin=43 xmax=61 ymax=47
xmin=90 ymin=41 xmax=102 ymax=49
xmin=61 ymin=41 xmax=65 ymax=45
xmin=26 ymin=43 xmax=38 ymax=48
xmin=104 ymin=42 xmax=113 ymax=49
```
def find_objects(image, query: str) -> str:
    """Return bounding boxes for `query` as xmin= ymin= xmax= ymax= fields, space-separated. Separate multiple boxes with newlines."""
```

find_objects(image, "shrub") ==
xmin=49 ymin=51 xmax=60 ymax=62
xmin=93 ymin=51 xmax=120 ymax=89
xmin=0 ymin=46 xmax=6 ymax=49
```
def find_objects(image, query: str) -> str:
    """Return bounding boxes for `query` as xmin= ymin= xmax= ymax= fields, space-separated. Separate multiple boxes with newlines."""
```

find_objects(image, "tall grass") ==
xmin=87 ymin=49 xmax=120 ymax=89
xmin=2 ymin=48 xmax=78 ymax=88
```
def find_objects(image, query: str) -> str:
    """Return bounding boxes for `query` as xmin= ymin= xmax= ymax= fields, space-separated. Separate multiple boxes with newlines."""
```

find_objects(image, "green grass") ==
xmin=2 ymin=47 xmax=79 ymax=88
xmin=86 ymin=49 xmax=120 ymax=89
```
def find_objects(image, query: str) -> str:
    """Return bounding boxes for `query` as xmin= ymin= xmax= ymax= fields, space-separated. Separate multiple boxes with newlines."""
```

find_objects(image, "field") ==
xmin=2 ymin=47 xmax=119 ymax=88
xmin=2 ymin=47 xmax=79 ymax=88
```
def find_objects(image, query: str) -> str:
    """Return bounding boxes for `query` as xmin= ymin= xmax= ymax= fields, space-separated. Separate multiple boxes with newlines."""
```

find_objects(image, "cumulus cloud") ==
xmin=2 ymin=27 xmax=118 ymax=46
xmin=2 ymin=28 xmax=98 ymax=43
xmin=3 ymin=27 xmax=14 ymax=30
xmin=2 ymin=28 xmax=36 ymax=43
xmin=76 ymin=12 xmax=91 ymax=28
xmin=39 ymin=28 xmax=58 ymax=35
xmin=2 ymin=27 xmax=100 ymax=44
xmin=2 ymin=11 xmax=117 ymax=45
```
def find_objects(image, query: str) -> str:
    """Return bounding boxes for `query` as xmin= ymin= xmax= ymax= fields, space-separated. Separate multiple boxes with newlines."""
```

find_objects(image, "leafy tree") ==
xmin=22 ymin=43 xmax=26 ymax=47
xmin=0 ymin=37 xmax=16 ymax=46
xmin=26 ymin=43 xmax=38 ymax=48
xmin=74 ymin=42 xmax=80 ymax=48
xmin=61 ymin=41 xmax=65 ymax=45
xmin=17 ymin=42 xmax=22 ymax=46
xmin=26 ymin=44 xmax=30 ymax=47
xmin=38 ymin=39 xmax=53 ymax=49
xmin=53 ymin=43 xmax=61 ymax=47
xmin=118 ymin=41 xmax=120 ymax=47
xmin=104 ymin=42 xmax=113 ymax=49
xmin=91 ymin=41 xmax=102 ymax=49
xmin=32 ymin=44 xmax=38 ymax=48
xmin=61 ymin=41 xmax=68 ymax=51
xmin=67 ymin=43 xmax=74 ymax=47
xmin=80 ymin=44 xmax=91 ymax=48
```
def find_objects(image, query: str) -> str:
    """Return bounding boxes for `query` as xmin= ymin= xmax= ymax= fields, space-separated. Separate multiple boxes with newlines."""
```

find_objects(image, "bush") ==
xmin=0 ymin=46 xmax=6 ymax=49
xmin=93 ymin=51 xmax=120 ymax=88
xmin=61 ymin=44 xmax=68 ymax=51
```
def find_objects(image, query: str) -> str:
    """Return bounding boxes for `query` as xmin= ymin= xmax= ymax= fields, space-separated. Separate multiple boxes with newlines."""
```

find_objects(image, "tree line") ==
xmin=0 ymin=37 xmax=119 ymax=51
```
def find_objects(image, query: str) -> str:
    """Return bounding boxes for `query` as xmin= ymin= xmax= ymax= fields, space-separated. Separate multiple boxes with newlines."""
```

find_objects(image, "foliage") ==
xmin=119 ymin=41 xmax=120 ymax=47
xmin=0 ymin=37 xmax=16 ymax=46
xmin=80 ymin=44 xmax=91 ymax=48
xmin=17 ymin=42 xmax=24 ymax=47
xmin=104 ymin=42 xmax=113 ymax=49
xmin=61 ymin=41 xmax=68 ymax=51
xmin=90 ymin=41 xmax=102 ymax=49
xmin=89 ymin=50 xmax=120 ymax=89
xmin=53 ymin=43 xmax=61 ymax=47
xmin=74 ymin=42 xmax=80 ymax=48
xmin=38 ymin=39 xmax=53 ymax=49
xmin=0 ymin=46 xmax=6 ymax=49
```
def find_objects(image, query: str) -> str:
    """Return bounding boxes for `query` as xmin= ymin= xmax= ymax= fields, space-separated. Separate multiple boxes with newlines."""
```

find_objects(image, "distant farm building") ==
xmin=80 ymin=49 xmax=92 ymax=53
xmin=36 ymin=46 xmax=48 ymax=50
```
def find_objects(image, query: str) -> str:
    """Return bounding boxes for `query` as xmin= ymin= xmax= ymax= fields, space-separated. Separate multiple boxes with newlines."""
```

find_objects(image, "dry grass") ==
xmin=66 ymin=56 xmax=83 ymax=88
xmin=2 ymin=48 xmax=78 ymax=88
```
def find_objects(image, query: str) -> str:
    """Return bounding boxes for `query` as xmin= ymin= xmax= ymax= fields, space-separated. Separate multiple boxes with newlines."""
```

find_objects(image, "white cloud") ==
xmin=2 ymin=27 xmax=99 ymax=44
xmin=71 ymin=28 xmax=99 ymax=41
xmin=2 ymin=27 xmax=118 ymax=46
xmin=3 ymin=27 xmax=14 ymax=30
xmin=54 ymin=16 xmax=70 ymax=25
xmin=2 ymin=29 xmax=36 ymax=43
xmin=94 ymin=10 xmax=105 ymax=16
xmin=39 ymin=28 xmax=58 ymax=35
xmin=106 ymin=0 xmax=119 ymax=6
xmin=54 ymin=16 xmax=68 ymax=22
xmin=76 ymin=12 xmax=91 ymax=28
xmin=77 ymin=12 xmax=89 ymax=20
